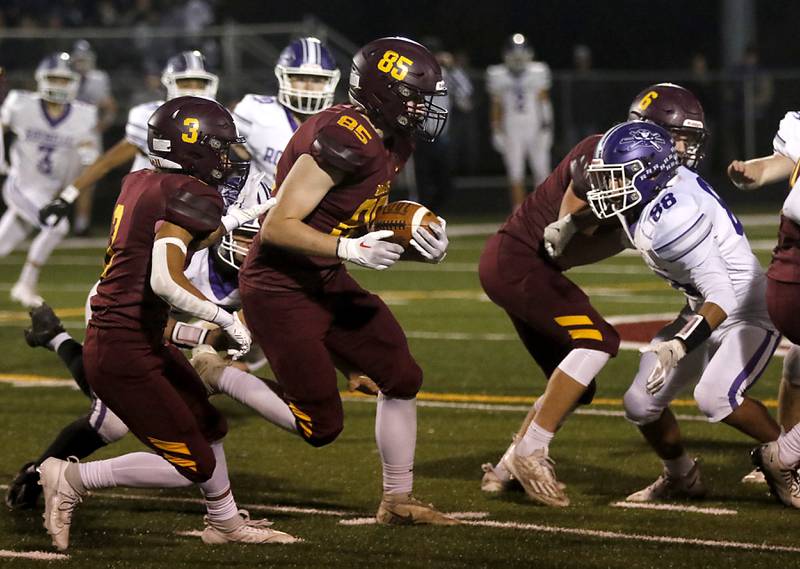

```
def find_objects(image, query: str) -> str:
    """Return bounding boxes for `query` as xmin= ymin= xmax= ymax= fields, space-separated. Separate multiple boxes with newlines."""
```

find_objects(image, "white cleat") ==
xmin=481 ymin=463 xmax=523 ymax=493
xmin=11 ymin=282 xmax=44 ymax=308
xmin=502 ymin=448 xmax=569 ymax=507
xmin=190 ymin=345 xmax=228 ymax=395
xmin=376 ymin=493 xmax=460 ymax=525
xmin=201 ymin=509 xmax=299 ymax=544
xmin=626 ymin=459 xmax=706 ymax=502
xmin=741 ymin=468 xmax=766 ymax=485
xmin=38 ymin=457 xmax=84 ymax=551
xmin=751 ymin=441 xmax=800 ymax=508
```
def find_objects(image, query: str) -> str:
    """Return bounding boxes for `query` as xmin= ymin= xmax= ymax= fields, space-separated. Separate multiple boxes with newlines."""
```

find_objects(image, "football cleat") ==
xmin=751 ymin=442 xmax=800 ymax=508
xmin=741 ymin=467 xmax=766 ymax=485
xmin=38 ymin=457 xmax=84 ymax=551
xmin=190 ymin=345 xmax=228 ymax=395
xmin=5 ymin=461 xmax=42 ymax=510
xmin=201 ymin=509 xmax=299 ymax=544
xmin=626 ymin=459 xmax=706 ymax=502
xmin=24 ymin=303 xmax=65 ymax=348
xmin=502 ymin=448 xmax=570 ymax=507
xmin=481 ymin=463 xmax=514 ymax=493
xmin=11 ymin=282 xmax=44 ymax=308
xmin=376 ymin=493 xmax=460 ymax=526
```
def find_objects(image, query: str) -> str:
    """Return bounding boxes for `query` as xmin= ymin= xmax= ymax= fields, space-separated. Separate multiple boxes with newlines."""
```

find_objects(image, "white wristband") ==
xmin=60 ymin=184 xmax=80 ymax=204
xmin=171 ymin=321 xmax=210 ymax=348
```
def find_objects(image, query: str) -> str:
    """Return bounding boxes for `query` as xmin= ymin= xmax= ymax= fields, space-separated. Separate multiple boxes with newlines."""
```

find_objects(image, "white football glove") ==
xmin=337 ymin=230 xmax=403 ymax=270
xmin=543 ymin=214 xmax=577 ymax=259
xmin=215 ymin=311 xmax=251 ymax=360
xmin=640 ymin=339 xmax=686 ymax=395
xmin=410 ymin=217 xmax=448 ymax=263
xmin=221 ymin=197 xmax=277 ymax=233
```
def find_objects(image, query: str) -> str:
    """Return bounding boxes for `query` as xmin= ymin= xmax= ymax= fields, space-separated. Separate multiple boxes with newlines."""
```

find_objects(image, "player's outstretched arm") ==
xmin=150 ymin=221 xmax=251 ymax=358
xmin=727 ymin=154 xmax=794 ymax=191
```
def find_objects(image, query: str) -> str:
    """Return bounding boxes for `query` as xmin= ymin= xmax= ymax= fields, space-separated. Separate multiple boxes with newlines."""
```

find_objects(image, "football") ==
xmin=370 ymin=200 xmax=439 ymax=260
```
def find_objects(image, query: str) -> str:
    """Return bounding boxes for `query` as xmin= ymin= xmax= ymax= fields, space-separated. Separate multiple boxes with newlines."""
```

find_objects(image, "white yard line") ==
xmin=0 ymin=550 xmax=69 ymax=561
xmin=338 ymin=517 xmax=799 ymax=553
xmin=611 ymin=501 xmax=737 ymax=516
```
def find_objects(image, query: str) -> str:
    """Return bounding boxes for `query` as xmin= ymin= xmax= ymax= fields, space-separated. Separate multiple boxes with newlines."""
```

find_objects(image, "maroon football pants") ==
xmin=240 ymin=266 xmax=422 ymax=447
xmin=479 ymin=233 xmax=619 ymax=399
xmin=83 ymin=326 xmax=227 ymax=483
xmin=767 ymin=277 xmax=800 ymax=344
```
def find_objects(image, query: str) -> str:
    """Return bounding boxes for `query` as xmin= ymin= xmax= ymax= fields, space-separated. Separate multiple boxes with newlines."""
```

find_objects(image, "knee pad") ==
xmin=623 ymin=384 xmax=663 ymax=426
xmin=784 ymin=344 xmax=800 ymax=387
xmin=557 ymin=348 xmax=610 ymax=387
xmin=693 ymin=382 xmax=729 ymax=423
xmin=378 ymin=360 xmax=423 ymax=399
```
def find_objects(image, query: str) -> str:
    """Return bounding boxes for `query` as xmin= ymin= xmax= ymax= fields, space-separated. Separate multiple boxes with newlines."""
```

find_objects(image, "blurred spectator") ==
xmin=487 ymin=33 xmax=553 ymax=209
xmin=564 ymin=44 xmax=603 ymax=147
xmin=448 ymin=51 xmax=479 ymax=175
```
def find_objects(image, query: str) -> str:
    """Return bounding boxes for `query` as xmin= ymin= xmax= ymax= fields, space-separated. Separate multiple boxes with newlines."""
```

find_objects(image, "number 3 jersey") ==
xmin=1 ymin=90 xmax=98 ymax=220
xmin=630 ymin=166 xmax=772 ymax=328
xmin=239 ymin=103 xmax=413 ymax=292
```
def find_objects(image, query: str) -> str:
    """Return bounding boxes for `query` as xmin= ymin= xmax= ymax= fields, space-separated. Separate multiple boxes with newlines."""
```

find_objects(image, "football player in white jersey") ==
xmin=0 ymin=53 xmax=99 ymax=307
xmin=585 ymin=121 xmax=782 ymax=502
xmin=231 ymin=36 xmax=340 ymax=188
xmin=39 ymin=50 xmax=219 ymax=228
xmin=69 ymin=40 xmax=119 ymax=235
xmin=487 ymin=33 xmax=553 ymax=208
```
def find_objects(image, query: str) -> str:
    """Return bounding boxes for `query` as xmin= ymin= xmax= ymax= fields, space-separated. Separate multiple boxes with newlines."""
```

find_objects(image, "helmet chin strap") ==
xmin=616 ymin=210 xmax=636 ymax=248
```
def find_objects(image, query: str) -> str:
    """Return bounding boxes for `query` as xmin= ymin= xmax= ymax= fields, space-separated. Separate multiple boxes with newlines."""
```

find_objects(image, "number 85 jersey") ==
xmin=630 ymin=166 xmax=772 ymax=327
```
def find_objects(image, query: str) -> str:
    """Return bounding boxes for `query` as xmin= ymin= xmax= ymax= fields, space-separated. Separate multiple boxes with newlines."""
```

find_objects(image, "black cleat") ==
xmin=5 ymin=461 xmax=41 ymax=510
xmin=23 ymin=303 xmax=65 ymax=348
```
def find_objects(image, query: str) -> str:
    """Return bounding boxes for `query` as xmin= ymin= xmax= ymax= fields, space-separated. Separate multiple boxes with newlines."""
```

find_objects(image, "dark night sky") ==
xmin=221 ymin=0 xmax=793 ymax=70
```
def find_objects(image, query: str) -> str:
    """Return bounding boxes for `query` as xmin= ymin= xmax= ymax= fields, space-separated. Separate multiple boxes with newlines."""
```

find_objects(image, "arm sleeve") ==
xmin=773 ymin=112 xmax=800 ymax=163
xmin=310 ymin=121 xmax=373 ymax=175
xmin=164 ymin=179 xmax=223 ymax=235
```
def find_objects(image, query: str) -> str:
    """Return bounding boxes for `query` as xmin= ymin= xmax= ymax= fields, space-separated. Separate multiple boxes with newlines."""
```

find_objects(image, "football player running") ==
xmin=36 ymin=97 xmax=293 ymax=550
xmin=236 ymin=36 xmax=457 ymax=525
xmin=479 ymin=83 xmax=709 ymax=506
xmin=0 ymin=53 xmax=99 ymax=307
xmin=584 ymin=121 xmax=781 ymax=503
xmin=730 ymin=112 xmax=800 ymax=505
xmin=39 ymin=50 xmax=219 ymax=228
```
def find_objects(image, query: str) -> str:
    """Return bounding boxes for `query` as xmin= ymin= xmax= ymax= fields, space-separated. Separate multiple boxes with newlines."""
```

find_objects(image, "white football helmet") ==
xmin=216 ymin=173 xmax=271 ymax=270
xmin=35 ymin=52 xmax=80 ymax=104
xmin=161 ymin=50 xmax=219 ymax=100
xmin=275 ymin=37 xmax=340 ymax=115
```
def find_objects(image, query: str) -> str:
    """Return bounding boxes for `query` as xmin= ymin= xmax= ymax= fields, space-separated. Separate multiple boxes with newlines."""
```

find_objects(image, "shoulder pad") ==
xmin=311 ymin=122 xmax=372 ymax=174
xmin=773 ymin=111 xmax=800 ymax=162
xmin=164 ymin=178 xmax=223 ymax=235
xmin=651 ymin=196 xmax=711 ymax=263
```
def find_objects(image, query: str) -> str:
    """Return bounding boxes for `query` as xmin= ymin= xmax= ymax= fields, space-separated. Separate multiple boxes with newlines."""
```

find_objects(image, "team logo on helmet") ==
xmin=619 ymin=128 xmax=667 ymax=152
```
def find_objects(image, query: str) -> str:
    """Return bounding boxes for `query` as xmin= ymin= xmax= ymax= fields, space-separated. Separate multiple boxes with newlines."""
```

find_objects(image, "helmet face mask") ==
xmin=349 ymin=37 xmax=448 ymax=142
xmin=586 ymin=121 xmax=680 ymax=220
xmin=36 ymin=53 xmax=79 ymax=104
xmin=161 ymin=51 xmax=219 ymax=101
xmin=217 ymin=175 xmax=271 ymax=270
xmin=275 ymin=38 xmax=340 ymax=115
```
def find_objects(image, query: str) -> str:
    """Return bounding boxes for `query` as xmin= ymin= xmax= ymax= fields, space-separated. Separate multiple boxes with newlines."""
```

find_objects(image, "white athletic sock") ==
xmin=515 ymin=421 xmax=554 ymax=456
xmin=47 ymin=331 xmax=72 ymax=352
xmin=375 ymin=394 xmax=416 ymax=495
xmin=663 ymin=453 xmax=695 ymax=478
xmin=493 ymin=442 xmax=516 ymax=481
xmin=198 ymin=441 xmax=239 ymax=524
xmin=778 ymin=425 xmax=800 ymax=467
xmin=218 ymin=367 xmax=297 ymax=433
xmin=23 ymin=225 xmax=66 ymax=286
xmin=77 ymin=452 xmax=193 ymax=490
xmin=17 ymin=262 xmax=39 ymax=289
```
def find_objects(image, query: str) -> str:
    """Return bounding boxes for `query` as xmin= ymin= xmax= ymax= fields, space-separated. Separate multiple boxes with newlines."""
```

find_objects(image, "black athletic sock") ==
xmin=55 ymin=339 xmax=90 ymax=398
xmin=35 ymin=415 xmax=106 ymax=467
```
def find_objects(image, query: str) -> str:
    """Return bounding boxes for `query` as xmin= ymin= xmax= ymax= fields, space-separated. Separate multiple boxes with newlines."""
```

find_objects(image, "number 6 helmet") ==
xmin=586 ymin=121 xmax=680 ymax=220
xmin=348 ymin=36 xmax=448 ymax=142
xmin=147 ymin=96 xmax=249 ymax=196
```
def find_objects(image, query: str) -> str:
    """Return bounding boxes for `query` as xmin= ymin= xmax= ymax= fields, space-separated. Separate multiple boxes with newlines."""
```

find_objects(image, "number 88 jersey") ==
xmin=631 ymin=166 xmax=771 ymax=326
xmin=0 ymin=89 xmax=98 ymax=221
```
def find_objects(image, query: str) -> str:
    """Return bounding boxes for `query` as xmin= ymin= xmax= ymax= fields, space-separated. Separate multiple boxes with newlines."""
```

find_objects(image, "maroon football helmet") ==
xmin=349 ymin=37 xmax=448 ymax=142
xmin=628 ymin=83 xmax=708 ymax=168
xmin=147 ymin=96 xmax=249 ymax=196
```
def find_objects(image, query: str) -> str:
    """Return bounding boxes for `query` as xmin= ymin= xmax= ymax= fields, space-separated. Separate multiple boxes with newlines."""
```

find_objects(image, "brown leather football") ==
xmin=370 ymin=200 xmax=439 ymax=260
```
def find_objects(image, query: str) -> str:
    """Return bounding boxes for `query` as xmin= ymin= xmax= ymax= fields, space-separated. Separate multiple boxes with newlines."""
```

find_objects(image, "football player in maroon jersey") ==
xmin=479 ymin=83 xmax=709 ymax=506
xmin=236 ymin=37 xmax=457 ymax=525
xmin=36 ymin=96 xmax=296 ymax=550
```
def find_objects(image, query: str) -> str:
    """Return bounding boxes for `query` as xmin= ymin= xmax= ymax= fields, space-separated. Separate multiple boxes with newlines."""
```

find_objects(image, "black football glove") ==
xmin=39 ymin=198 xmax=71 ymax=227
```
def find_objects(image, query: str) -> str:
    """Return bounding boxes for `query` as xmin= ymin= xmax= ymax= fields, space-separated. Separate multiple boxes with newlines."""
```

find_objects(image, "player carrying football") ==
xmin=36 ymin=96 xmax=292 ymax=550
xmin=237 ymin=36 xmax=457 ymax=525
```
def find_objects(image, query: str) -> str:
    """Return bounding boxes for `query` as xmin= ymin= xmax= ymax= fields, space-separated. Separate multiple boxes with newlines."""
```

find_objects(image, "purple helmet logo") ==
xmin=619 ymin=128 xmax=666 ymax=152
